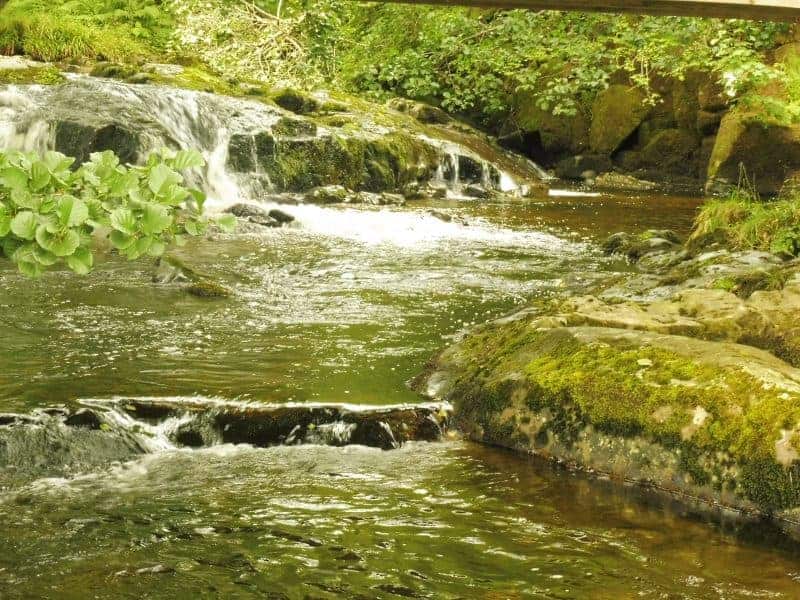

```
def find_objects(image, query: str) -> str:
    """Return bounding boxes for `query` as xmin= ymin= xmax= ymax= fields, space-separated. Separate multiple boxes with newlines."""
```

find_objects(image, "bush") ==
xmin=0 ymin=148 xmax=235 ymax=277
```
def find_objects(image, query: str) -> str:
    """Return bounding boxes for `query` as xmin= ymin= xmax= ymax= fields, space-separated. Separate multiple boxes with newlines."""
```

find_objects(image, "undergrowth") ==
xmin=0 ymin=0 xmax=173 ymax=62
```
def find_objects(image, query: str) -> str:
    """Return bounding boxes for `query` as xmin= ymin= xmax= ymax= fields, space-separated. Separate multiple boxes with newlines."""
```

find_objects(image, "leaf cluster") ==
xmin=0 ymin=148 xmax=235 ymax=277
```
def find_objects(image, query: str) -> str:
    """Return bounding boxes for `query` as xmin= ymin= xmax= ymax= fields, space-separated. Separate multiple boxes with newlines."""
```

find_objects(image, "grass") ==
xmin=690 ymin=193 xmax=800 ymax=257
xmin=0 ymin=0 xmax=174 ymax=63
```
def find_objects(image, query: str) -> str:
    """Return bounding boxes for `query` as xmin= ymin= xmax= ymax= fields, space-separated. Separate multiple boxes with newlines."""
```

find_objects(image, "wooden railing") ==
xmin=368 ymin=0 xmax=800 ymax=21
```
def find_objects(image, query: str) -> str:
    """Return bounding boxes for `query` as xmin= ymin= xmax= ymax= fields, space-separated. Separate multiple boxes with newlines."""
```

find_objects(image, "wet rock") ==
xmin=463 ymin=184 xmax=490 ymax=199
xmin=416 ymin=319 xmax=800 ymax=537
xmin=135 ymin=565 xmax=175 ymax=575
xmin=555 ymin=154 xmax=612 ymax=180
xmin=602 ymin=230 xmax=680 ymax=261
xmin=54 ymin=121 xmax=140 ymax=167
xmin=388 ymin=97 xmax=450 ymax=124
xmin=268 ymin=208 xmax=295 ymax=224
xmin=126 ymin=73 xmax=155 ymax=85
xmin=64 ymin=409 xmax=103 ymax=430
xmin=186 ymin=280 xmax=232 ymax=299
xmin=224 ymin=203 xmax=281 ymax=227
xmin=307 ymin=185 xmax=351 ymax=204
xmin=428 ymin=210 xmax=452 ymax=223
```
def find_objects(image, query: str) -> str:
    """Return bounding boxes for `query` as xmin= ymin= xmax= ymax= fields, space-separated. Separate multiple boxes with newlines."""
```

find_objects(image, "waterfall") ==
xmin=0 ymin=74 xmax=551 ymax=213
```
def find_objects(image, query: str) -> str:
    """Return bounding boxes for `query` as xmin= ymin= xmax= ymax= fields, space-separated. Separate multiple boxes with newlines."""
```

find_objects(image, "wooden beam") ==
xmin=369 ymin=0 xmax=800 ymax=21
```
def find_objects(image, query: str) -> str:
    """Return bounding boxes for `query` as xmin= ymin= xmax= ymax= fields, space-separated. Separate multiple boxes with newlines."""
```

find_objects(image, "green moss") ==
xmin=0 ymin=66 xmax=64 ymax=85
xmin=448 ymin=322 xmax=800 ymax=510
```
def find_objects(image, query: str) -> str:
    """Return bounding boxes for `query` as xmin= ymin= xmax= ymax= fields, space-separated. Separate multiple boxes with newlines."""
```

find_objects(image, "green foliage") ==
xmin=300 ymin=4 xmax=788 ymax=123
xmin=691 ymin=192 xmax=800 ymax=256
xmin=0 ymin=0 xmax=173 ymax=62
xmin=0 ymin=148 xmax=234 ymax=277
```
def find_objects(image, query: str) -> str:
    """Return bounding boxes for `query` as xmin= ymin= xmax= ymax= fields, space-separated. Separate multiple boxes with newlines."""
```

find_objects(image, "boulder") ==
xmin=602 ymin=230 xmax=680 ymax=260
xmin=593 ymin=172 xmax=657 ymax=192
xmin=639 ymin=128 xmax=700 ymax=176
xmin=416 ymin=317 xmax=800 ymax=536
xmin=307 ymin=185 xmax=351 ymax=204
xmin=514 ymin=98 xmax=590 ymax=158
xmin=224 ymin=203 xmax=281 ymax=227
xmin=589 ymin=85 xmax=650 ymax=154
xmin=706 ymin=110 xmax=800 ymax=196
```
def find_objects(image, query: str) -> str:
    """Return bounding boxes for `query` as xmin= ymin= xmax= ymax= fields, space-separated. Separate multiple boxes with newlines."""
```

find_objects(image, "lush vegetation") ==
xmin=0 ymin=148 xmax=234 ymax=277
xmin=0 ymin=0 xmax=173 ymax=62
xmin=691 ymin=190 xmax=800 ymax=257
xmin=2 ymin=0 xmax=792 ymax=124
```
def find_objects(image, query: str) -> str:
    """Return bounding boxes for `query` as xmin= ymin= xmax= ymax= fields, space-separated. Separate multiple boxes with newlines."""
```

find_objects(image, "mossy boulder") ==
xmin=417 ymin=319 xmax=800 ymax=532
xmin=226 ymin=128 xmax=437 ymax=193
xmin=514 ymin=96 xmax=590 ymax=158
xmin=589 ymin=85 xmax=650 ymax=154
xmin=639 ymin=128 xmax=700 ymax=175
xmin=706 ymin=109 xmax=800 ymax=196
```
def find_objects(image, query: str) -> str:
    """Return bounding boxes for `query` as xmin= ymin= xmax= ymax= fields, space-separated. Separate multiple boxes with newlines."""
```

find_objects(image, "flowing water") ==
xmin=1 ymin=77 xmax=800 ymax=598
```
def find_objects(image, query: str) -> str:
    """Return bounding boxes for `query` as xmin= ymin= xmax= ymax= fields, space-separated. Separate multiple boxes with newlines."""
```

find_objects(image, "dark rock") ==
xmin=589 ymin=84 xmax=650 ymax=154
xmin=697 ymin=110 xmax=724 ymax=135
xmin=428 ymin=210 xmax=452 ymax=223
xmin=268 ymin=209 xmax=295 ymax=224
xmin=225 ymin=203 xmax=280 ymax=227
xmin=54 ymin=121 xmax=140 ymax=167
xmin=126 ymin=73 xmax=155 ymax=85
xmin=706 ymin=109 xmax=800 ymax=196
xmin=271 ymin=88 xmax=321 ymax=115
xmin=64 ymin=409 xmax=103 ymax=430
xmin=555 ymin=154 xmax=612 ymax=180
xmin=639 ymin=128 xmax=700 ymax=175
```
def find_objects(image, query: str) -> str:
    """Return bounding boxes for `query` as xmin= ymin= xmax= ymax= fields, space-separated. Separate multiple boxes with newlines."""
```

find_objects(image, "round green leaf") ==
xmin=66 ymin=247 xmax=93 ymax=275
xmin=11 ymin=211 xmax=37 ymax=240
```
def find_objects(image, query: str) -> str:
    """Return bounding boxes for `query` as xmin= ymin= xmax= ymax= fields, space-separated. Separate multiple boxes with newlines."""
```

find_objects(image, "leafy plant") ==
xmin=0 ymin=148 xmax=235 ymax=277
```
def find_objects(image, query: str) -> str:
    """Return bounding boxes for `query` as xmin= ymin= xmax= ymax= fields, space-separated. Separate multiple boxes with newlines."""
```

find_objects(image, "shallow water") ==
xmin=3 ymin=193 xmax=799 ymax=598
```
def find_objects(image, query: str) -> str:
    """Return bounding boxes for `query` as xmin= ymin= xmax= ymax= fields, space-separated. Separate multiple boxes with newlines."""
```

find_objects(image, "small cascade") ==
xmin=0 ymin=74 xmax=551 ymax=212
xmin=0 ymin=398 xmax=452 ymax=485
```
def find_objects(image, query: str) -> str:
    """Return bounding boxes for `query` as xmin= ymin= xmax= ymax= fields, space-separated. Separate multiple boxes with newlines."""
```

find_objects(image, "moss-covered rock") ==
xmin=639 ymin=128 xmax=700 ymax=175
xmin=706 ymin=109 xmax=800 ymax=196
xmin=0 ymin=65 xmax=64 ymax=85
xmin=417 ymin=320 xmax=800 ymax=530
xmin=589 ymin=85 xmax=650 ymax=154
xmin=514 ymin=96 xmax=590 ymax=158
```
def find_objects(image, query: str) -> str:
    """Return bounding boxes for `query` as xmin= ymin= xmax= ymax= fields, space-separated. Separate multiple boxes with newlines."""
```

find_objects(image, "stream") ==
xmin=3 ymin=191 xmax=800 ymax=598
